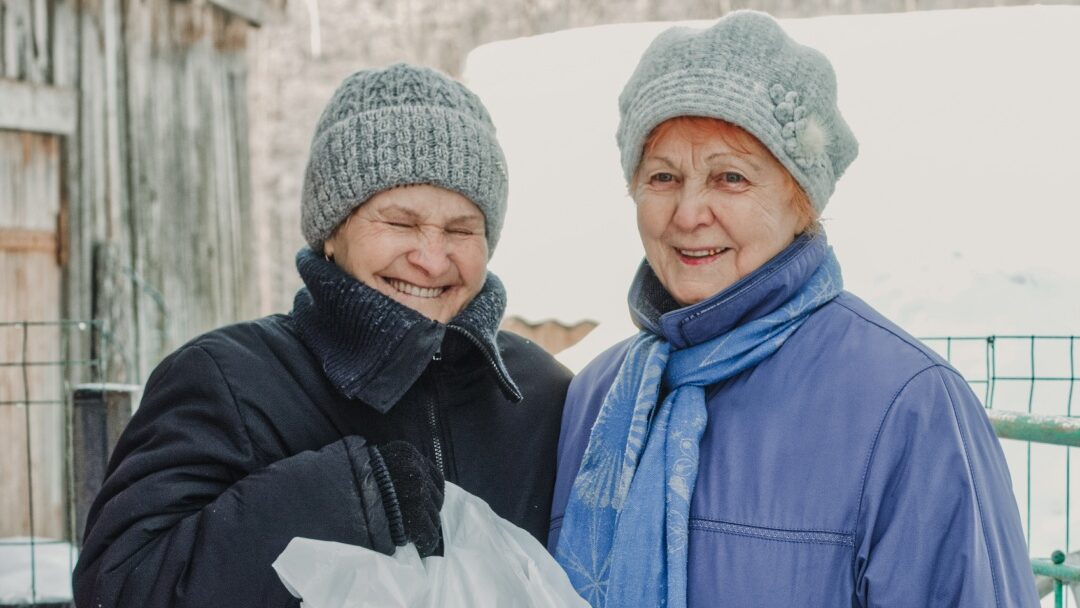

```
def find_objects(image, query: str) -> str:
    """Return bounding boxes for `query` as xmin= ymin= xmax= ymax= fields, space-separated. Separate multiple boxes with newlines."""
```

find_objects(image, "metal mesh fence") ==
xmin=0 ymin=320 xmax=127 ymax=608
xmin=923 ymin=336 xmax=1079 ymax=606
xmin=0 ymin=331 xmax=1077 ymax=605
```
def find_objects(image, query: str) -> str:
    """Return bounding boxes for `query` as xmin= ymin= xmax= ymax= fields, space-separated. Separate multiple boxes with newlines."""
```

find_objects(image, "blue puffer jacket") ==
xmin=550 ymin=235 xmax=1038 ymax=607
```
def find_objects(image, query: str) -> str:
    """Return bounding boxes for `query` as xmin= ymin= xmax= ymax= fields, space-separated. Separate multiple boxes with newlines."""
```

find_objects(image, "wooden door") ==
xmin=0 ymin=129 xmax=66 ymax=540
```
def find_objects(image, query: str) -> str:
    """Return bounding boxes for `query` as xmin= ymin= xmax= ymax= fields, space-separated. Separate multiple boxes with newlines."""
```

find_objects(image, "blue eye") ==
xmin=650 ymin=172 xmax=676 ymax=184
xmin=720 ymin=172 xmax=745 ymax=184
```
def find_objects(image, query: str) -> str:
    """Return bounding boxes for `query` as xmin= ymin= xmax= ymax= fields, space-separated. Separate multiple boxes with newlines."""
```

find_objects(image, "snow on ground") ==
xmin=464 ymin=6 xmax=1080 ymax=373
xmin=465 ymin=6 xmax=1080 ymax=600
xmin=0 ymin=539 xmax=77 ymax=604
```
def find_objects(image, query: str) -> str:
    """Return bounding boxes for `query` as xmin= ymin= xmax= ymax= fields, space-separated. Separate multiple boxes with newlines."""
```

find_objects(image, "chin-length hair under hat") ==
xmin=301 ymin=63 xmax=508 ymax=254
xmin=618 ymin=10 xmax=858 ymax=213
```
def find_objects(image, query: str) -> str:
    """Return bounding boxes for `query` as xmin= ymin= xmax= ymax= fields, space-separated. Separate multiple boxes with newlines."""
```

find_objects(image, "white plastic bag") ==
xmin=273 ymin=483 xmax=588 ymax=608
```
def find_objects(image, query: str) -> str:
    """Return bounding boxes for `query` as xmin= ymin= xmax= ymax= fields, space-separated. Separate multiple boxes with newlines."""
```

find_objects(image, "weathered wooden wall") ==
xmin=118 ymin=0 xmax=258 ymax=381
xmin=0 ymin=132 xmax=65 ymax=539
xmin=1 ymin=0 xmax=273 ymax=543
xmin=1 ymin=0 xmax=76 ymax=542
xmin=69 ymin=0 xmax=264 ymax=384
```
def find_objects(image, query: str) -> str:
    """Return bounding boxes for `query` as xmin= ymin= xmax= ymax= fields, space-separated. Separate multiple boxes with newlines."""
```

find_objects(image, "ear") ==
xmin=322 ymin=237 xmax=336 ymax=260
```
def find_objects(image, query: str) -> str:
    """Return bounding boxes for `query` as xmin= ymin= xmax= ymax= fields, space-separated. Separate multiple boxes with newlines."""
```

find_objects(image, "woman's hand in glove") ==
xmin=368 ymin=441 xmax=445 ymax=557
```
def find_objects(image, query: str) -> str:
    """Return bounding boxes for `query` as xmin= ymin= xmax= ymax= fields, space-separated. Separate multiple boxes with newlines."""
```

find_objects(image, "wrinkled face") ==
xmin=633 ymin=123 xmax=809 ymax=306
xmin=323 ymin=185 xmax=488 ymax=323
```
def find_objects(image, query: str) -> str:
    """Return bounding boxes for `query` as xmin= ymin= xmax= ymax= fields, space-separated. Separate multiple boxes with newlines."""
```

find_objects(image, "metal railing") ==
xmin=925 ymin=336 xmax=1078 ymax=607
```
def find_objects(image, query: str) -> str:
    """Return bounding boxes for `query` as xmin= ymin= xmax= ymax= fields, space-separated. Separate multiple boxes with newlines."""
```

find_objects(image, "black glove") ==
xmin=368 ymin=441 xmax=445 ymax=558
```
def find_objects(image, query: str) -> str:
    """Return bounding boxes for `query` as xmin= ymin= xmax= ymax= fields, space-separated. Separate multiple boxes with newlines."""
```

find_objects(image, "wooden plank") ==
xmin=92 ymin=242 xmax=134 ymax=383
xmin=0 ymin=320 xmax=66 ymax=540
xmin=206 ymin=0 xmax=269 ymax=26
xmin=0 ymin=258 xmax=64 ymax=540
xmin=0 ymin=79 xmax=77 ymax=134
xmin=2 ymin=0 xmax=29 ymax=80
xmin=0 ymin=127 xmax=64 ymax=540
xmin=0 ymin=0 xmax=50 ymax=83
xmin=0 ymin=226 xmax=58 ymax=254
xmin=0 ymin=131 xmax=61 ymax=229
xmin=28 ymin=0 xmax=49 ymax=83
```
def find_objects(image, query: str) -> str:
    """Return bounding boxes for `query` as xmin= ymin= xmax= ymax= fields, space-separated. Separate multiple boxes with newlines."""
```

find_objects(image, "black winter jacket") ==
xmin=73 ymin=252 xmax=572 ymax=607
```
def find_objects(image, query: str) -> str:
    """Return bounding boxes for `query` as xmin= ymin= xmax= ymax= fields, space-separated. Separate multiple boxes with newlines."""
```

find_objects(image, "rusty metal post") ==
xmin=72 ymin=383 xmax=139 ymax=545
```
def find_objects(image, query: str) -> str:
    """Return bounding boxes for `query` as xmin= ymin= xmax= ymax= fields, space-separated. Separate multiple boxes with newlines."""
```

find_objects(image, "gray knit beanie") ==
xmin=618 ymin=11 xmax=858 ymax=213
xmin=301 ymin=63 xmax=508 ymax=254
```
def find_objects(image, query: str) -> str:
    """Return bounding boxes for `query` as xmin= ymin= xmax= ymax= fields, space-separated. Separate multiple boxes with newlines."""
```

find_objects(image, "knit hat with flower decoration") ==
xmin=617 ymin=10 xmax=858 ymax=213
xmin=301 ymin=63 xmax=508 ymax=254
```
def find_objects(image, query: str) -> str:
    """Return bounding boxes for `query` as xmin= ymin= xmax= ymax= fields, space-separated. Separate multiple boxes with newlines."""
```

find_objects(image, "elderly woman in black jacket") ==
xmin=73 ymin=63 xmax=572 ymax=607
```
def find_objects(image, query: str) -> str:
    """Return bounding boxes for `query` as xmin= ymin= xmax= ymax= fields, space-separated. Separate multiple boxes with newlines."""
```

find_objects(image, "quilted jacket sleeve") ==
xmin=73 ymin=344 xmax=395 ymax=608
xmin=853 ymin=365 xmax=1039 ymax=607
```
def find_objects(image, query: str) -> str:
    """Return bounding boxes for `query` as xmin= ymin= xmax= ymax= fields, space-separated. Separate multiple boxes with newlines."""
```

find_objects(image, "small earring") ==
xmin=324 ymin=253 xmax=334 ymax=263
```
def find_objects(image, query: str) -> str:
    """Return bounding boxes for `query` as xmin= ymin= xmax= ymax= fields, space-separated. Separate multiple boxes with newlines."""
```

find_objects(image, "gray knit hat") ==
xmin=301 ymin=63 xmax=508 ymax=254
xmin=618 ymin=11 xmax=858 ymax=213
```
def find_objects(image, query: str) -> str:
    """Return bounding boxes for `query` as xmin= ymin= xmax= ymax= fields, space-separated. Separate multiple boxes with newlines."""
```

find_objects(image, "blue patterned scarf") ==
xmin=556 ymin=243 xmax=843 ymax=608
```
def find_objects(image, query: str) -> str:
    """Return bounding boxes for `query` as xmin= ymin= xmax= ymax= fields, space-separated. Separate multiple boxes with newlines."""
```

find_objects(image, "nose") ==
xmin=405 ymin=229 xmax=452 ymax=277
xmin=670 ymin=187 xmax=715 ymax=232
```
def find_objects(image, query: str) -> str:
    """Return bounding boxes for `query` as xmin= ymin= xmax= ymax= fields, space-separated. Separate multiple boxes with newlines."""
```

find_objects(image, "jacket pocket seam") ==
xmin=689 ymin=518 xmax=854 ymax=547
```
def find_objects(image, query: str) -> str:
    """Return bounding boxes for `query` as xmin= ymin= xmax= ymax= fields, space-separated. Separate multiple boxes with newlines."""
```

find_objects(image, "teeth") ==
xmin=388 ymin=279 xmax=445 ymax=298
xmin=679 ymin=248 xmax=726 ymax=258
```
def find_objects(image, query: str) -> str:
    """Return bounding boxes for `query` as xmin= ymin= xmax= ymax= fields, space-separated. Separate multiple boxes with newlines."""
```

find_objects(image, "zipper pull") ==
xmin=432 ymin=351 xmax=442 ymax=362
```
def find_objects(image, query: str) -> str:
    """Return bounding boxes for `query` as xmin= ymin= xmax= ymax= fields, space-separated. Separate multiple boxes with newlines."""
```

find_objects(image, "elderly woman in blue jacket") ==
xmin=550 ymin=11 xmax=1038 ymax=608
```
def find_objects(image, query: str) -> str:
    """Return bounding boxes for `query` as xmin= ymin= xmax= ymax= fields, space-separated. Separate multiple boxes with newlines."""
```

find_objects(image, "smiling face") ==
xmin=323 ymin=185 xmax=489 ymax=323
xmin=633 ymin=118 xmax=814 ymax=307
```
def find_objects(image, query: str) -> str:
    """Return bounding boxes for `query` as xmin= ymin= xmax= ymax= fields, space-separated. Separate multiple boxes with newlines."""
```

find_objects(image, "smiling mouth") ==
xmin=384 ymin=278 xmax=447 ymax=299
xmin=676 ymin=247 xmax=731 ymax=263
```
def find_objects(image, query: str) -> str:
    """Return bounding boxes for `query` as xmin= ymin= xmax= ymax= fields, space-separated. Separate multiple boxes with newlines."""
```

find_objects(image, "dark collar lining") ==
xmin=291 ymin=248 xmax=521 ymax=412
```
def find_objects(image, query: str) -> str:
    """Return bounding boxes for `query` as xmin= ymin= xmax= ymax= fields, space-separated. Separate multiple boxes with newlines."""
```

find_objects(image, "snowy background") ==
xmin=463 ymin=5 xmax=1080 ymax=371
xmin=465 ymin=6 xmax=1080 ymax=602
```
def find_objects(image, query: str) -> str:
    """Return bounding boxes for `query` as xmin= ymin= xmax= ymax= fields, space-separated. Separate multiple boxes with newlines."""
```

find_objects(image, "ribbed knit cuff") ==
xmin=368 ymin=445 xmax=407 ymax=547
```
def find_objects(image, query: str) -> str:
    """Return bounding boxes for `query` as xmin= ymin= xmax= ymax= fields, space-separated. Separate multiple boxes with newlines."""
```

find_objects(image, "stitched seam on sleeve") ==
xmin=851 ymin=364 xmax=941 ymax=577
xmin=938 ymin=367 xmax=1003 ymax=608
xmin=191 ymin=345 xmax=259 ymax=463
xmin=831 ymin=300 xmax=938 ymax=367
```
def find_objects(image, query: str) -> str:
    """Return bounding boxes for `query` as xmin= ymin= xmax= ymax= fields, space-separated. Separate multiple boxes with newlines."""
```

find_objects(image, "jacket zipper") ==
xmin=428 ymin=351 xmax=445 ymax=475
xmin=445 ymin=324 xmax=522 ymax=401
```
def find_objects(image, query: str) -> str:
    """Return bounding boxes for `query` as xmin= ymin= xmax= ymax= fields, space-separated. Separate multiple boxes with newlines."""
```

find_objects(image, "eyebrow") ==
xmin=376 ymin=204 xmax=483 ymax=226
xmin=376 ymin=204 xmax=422 ymax=221
xmin=642 ymin=152 xmax=764 ymax=173
xmin=445 ymin=214 xmax=484 ymax=227
xmin=705 ymin=152 xmax=764 ymax=172
xmin=642 ymin=155 xmax=678 ymax=168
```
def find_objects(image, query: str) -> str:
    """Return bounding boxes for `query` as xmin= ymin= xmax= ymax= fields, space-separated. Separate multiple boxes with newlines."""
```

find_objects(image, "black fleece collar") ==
xmin=291 ymin=248 xmax=521 ymax=412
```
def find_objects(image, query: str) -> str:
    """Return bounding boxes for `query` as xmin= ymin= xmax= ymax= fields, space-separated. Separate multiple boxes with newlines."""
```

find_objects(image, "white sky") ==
xmin=463 ymin=6 xmax=1080 ymax=372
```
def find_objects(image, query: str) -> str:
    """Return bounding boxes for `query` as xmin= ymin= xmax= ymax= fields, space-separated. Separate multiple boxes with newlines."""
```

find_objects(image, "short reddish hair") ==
xmin=638 ymin=116 xmax=817 ymax=231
